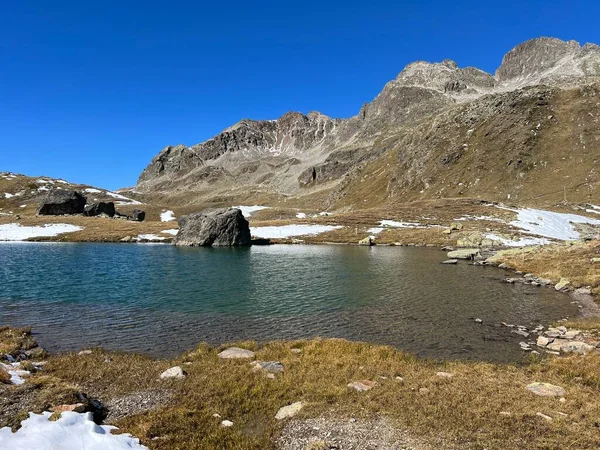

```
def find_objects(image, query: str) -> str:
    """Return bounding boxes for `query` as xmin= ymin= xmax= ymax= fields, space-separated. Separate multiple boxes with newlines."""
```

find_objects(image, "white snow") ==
xmin=296 ymin=212 xmax=307 ymax=219
xmin=3 ymin=193 xmax=13 ymax=198
xmin=106 ymin=192 xmax=141 ymax=205
xmin=0 ymin=224 xmax=83 ymax=241
xmin=380 ymin=220 xmax=426 ymax=228
xmin=251 ymin=224 xmax=342 ymax=239
xmin=455 ymin=215 xmax=505 ymax=222
xmin=232 ymin=205 xmax=269 ymax=217
xmin=0 ymin=411 xmax=148 ymax=449
xmin=160 ymin=210 xmax=176 ymax=222
xmin=505 ymin=207 xmax=600 ymax=241
xmin=84 ymin=188 xmax=102 ymax=194
xmin=0 ymin=362 xmax=30 ymax=385
xmin=367 ymin=227 xmax=385 ymax=235
xmin=160 ymin=229 xmax=179 ymax=236
xmin=35 ymin=179 xmax=49 ymax=184
xmin=318 ymin=212 xmax=333 ymax=216
xmin=137 ymin=234 xmax=166 ymax=242
xmin=485 ymin=233 xmax=550 ymax=247
xmin=37 ymin=186 xmax=49 ymax=192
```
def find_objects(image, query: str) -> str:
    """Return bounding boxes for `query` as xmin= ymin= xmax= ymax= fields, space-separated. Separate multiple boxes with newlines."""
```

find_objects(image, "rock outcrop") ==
xmin=37 ymin=190 xmax=86 ymax=215
xmin=173 ymin=208 xmax=251 ymax=247
xmin=131 ymin=209 xmax=146 ymax=222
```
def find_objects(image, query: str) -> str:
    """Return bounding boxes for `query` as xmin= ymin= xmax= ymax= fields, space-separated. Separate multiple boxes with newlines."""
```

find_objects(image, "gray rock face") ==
xmin=37 ymin=190 xmax=86 ymax=215
xmin=131 ymin=209 xmax=145 ymax=222
xmin=174 ymin=208 xmax=251 ymax=247
xmin=84 ymin=202 xmax=115 ymax=217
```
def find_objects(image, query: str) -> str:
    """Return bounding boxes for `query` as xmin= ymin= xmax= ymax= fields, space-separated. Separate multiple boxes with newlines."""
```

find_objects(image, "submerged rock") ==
xmin=174 ymin=208 xmax=251 ymax=246
xmin=37 ymin=190 xmax=86 ymax=215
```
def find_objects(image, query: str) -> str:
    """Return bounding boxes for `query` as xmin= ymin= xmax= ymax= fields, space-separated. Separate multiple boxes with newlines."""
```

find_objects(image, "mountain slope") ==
xmin=135 ymin=37 xmax=600 ymax=209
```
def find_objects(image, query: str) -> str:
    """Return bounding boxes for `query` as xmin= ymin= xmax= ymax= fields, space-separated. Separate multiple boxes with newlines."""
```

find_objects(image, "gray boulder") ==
xmin=37 ymin=190 xmax=86 ymax=215
xmin=174 ymin=208 xmax=251 ymax=247
xmin=84 ymin=202 xmax=115 ymax=217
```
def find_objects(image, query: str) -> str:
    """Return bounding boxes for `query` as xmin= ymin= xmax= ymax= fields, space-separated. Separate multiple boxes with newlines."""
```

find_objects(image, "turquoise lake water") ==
xmin=0 ymin=243 xmax=578 ymax=361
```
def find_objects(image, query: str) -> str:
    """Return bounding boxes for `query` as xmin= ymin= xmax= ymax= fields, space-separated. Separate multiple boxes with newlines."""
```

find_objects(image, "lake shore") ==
xmin=2 ymin=324 xmax=600 ymax=449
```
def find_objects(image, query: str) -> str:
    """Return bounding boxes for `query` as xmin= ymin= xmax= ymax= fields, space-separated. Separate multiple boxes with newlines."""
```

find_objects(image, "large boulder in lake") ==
xmin=84 ymin=202 xmax=115 ymax=217
xmin=37 ymin=190 xmax=86 ymax=215
xmin=174 ymin=208 xmax=251 ymax=246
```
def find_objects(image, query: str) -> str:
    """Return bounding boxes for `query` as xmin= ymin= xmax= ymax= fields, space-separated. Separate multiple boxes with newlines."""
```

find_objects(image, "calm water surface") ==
xmin=0 ymin=243 xmax=578 ymax=361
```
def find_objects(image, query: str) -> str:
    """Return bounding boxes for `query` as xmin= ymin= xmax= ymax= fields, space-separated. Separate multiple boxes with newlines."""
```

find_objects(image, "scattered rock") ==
xmin=536 ymin=412 xmax=553 ymax=422
xmin=442 ymin=259 xmax=458 ymax=264
xmin=131 ymin=209 xmax=146 ymax=222
xmin=275 ymin=401 xmax=303 ymax=420
xmin=559 ymin=341 xmax=595 ymax=354
xmin=447 ymin=248 xmax=481 ymax=259
xmin=174 ymin=208 xmax=251 ymax=247
xmin=358 ymin=236 xmax=374 ymax=246
xmin=512 ymin=329 xmax=530 ymax=338
xmin=526 ymin=382 xmax=566 ymax=397
xmin=84 ymin=202 xmax=116 ymax=217
xmin=555 ymin=278 xmax=571 ymax=291
xmin=536 ymin=336 xmax=552 ymax=347
xmin=290 ymin=348 xmax=302 ymax=354
xmin=347 ymin=380 xmax=377 ymax=392
xmin=50 ymin=403 xmax=86 ymax=414
xmin=120 ymin=236 xmax=134 ymax=242
xmin=449 ymin=222 xmax=463 ymax=231
xmin=221 ymin=420 xmax=234 ymax=427
xmin=499 ymin=411 xmax=512 ymax=417
xmin=474 ymin=318 xmax=483 ymax=323
xmin=37 ymin=190 xmax=86 ymax=215
xmin=418 ymin=387 xmax=430 ymax=395
xmin=252 ymin=361 xmax=284 ymax=373
xmin=436 ymin=372 xmax=453 ymax=379
xmin=218 ymin=347 xmax=255 ymax=359
xmin=78 ymin=350 xmax=93 ymax=355
xmin=160 ymin=366 xmax=186 ymax=380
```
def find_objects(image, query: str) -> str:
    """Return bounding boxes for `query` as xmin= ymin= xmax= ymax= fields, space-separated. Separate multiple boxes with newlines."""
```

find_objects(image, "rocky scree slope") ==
xmin=136 ymin=37 xmax=600 ymax=208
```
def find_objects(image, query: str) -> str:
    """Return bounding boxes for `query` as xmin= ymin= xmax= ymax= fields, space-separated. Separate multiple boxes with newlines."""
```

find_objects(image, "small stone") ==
xmin=255 ymin=361 xmax=284 ymax=373
xmin=559 ymin=397 xmax=566 ymax=403
xmin=50 ymin=403 xmax=86 ymax=414
xmin=555 ymin=278 xmax=571 ymax=291
xmin=78 ymin=350 xmax=92 ymax=355
xmin=275 ymin=401 xmax=303 ymax=420
xmin=499 ymin=411 xmax=512 ymax=417
xmin=212 ymin=413 xmax=221 ymax=418
xmin=537 ymin=336 xmax=552 ymax=347
xmin=221 ymin=420 xmax=234 ymax=427
xmin=395 ymin=376 xmax=404 ymax=382
xmin=218 ymin=347 xmax=255 ymax=359
xmin=266 ymin=373 xmax=276 ymax=379
xmin=419 ymin=388 xmax=430 ymax=395
xmin=512 ymin=329 xmax=529 ymax=338
xmin=563 ymin=330 xmax=581 ymax=340
xmin=436 ymin=372 xmax=453 ymax=379
xmin=498 ymin=263 xmax=509 ymax=269
xmin=442 ymin=259 xmax=458 ymax=264
xmin=536 ymin=412 xmax=553 ymax=422
xmin=474 ymin=318 xmax=483 ymax=323
xmin=347 ymin=380 xmax=377 ymax=392
xmin=546 ymin=350 xmax=560 ymax=356
xmin=290 ymin=348 xmax=302 ymax=354
xmin=526 ymin=382 xmax=566 ymax=397
xmin=160 ymin=366 xmax=186 ymax=380
xmin=358 ymin=236 xmax=374 ymax=246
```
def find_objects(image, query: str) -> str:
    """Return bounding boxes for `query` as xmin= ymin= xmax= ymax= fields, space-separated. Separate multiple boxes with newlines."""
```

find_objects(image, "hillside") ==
xmin=135 ymin=37 xmax=600 ymax=210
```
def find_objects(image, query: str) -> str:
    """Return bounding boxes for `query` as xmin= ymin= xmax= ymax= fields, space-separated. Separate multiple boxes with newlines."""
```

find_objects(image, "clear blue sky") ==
xmin=1 ymin=0 xmax=597 ymax=189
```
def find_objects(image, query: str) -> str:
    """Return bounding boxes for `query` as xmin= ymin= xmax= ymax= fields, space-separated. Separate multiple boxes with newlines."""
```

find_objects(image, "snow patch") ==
xmin=0 ymin=224 xmax=83 ymax=241
xmin=296 ymin=212 xmax=307 ymax=219
xmin=84 ymin=188 xmax=102 ymax=194
xmin=367 ymin=227 xmax=385 ymax=235
xmin=160 ymin=229 xmax=179 ymax=236
xmin=503 ymin=207 xmax=600 ymax=241
xmin=232 ymin=205 xmax=269 ymax=217
xmin=0 ymin=411 xmax=148 ymax=449
xmin=4 ymin=193 xmax=13 ymax=198
xmin=0 ymin=362 xmax=30 ymax=385
xmin=106 ymin=192 xmax=141 ymax=205
xmin=251 ymin=224 xmax=342 ymax=239
xmin=137 ymin=234 xmax=166 ymax=242
xmin=380 ymin=220 xmax=425 ymax=228
xmin=485 ymin=233 xmax=550 ymax=247
xmin=160 ymin=210 xmax=176 ymax=222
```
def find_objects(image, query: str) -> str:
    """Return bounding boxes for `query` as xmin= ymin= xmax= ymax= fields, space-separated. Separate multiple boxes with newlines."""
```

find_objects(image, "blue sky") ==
xmin=1 ymin=0 xmax=597 ymax=189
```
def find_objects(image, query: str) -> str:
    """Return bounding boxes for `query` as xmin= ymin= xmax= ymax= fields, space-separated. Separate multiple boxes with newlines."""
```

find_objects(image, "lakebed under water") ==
xmin=0 ymin=243 xmax=578 ymax=362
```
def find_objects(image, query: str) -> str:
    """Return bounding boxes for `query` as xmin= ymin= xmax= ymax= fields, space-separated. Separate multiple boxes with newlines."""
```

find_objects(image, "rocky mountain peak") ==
xmin=496 ymin=37 xmax=600 ymax=86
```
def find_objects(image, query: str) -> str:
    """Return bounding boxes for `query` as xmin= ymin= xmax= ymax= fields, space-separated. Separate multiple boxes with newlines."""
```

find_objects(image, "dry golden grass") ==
xmin=0 ymin=326 xmax=37 ymax=355
xmin=0 ymin=338 xmax=591 ymax=449
xmin=490 ymin=241 xmax=600 ymax=293
xmin=0 ymin=367 xmax=11 ymax=384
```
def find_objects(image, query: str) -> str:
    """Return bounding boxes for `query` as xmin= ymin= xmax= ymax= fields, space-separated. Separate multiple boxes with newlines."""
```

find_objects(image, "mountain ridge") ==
xmin=136 ymin=37 xmax=600 ymax=209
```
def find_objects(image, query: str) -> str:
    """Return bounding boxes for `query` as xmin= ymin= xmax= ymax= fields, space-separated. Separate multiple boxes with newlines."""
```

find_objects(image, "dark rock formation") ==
xmin=173 ymin=208 xmax=251 ymax=246
xmin=37 ymin=190 xmax=86 ymax=215
xmin=131 ymin=209 xmax=146 ymax=222
xmin=83 ymin=202 xmax=115 ymax=217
